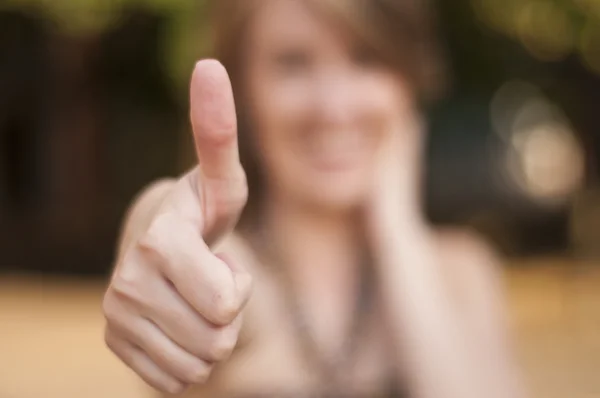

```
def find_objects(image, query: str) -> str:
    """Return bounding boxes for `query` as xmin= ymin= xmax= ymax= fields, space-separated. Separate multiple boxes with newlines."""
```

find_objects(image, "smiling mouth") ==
xmin=305 ymin=132 xmax=366 ymax=172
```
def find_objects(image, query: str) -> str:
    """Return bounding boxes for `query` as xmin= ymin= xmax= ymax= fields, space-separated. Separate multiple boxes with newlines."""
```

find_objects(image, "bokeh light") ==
xmin=471 ymin=0 xmax=521 ymax=36
xmin=516 ymin=0 xmax=574 ymax=62
xmin=572 ymin=0 xmax=600 ymax=20
xmin=0 ymin=0 xmax=209 ymax=92
xmin=492 ymin=80 xmax=585 ymax=206
xmin=471 ymin=0 xmax=597 ymax=67
xmin=580 ymin=20 xmax=600 ymax=75
xmin=513 ymin=121 xmax=585 ymax=204
xmin=491 ymin=80 xmax=543 ymax=142
xmin=571 ymin=188 xmax=600 ymax=257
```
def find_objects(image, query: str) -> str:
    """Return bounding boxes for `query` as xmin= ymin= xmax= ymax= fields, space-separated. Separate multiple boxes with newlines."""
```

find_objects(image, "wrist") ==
xmin=369 ymin=213 xmax=431 ymax=256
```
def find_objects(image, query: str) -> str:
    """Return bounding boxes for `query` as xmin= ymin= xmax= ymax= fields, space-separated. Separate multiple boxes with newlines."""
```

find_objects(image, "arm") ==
xmin=111 ymin=176 xmax=256 ymax=397
xmin=103 ymin=61 xmax=252 ymax=395
xmin=373 ymin=225 xmax=526 ymax=398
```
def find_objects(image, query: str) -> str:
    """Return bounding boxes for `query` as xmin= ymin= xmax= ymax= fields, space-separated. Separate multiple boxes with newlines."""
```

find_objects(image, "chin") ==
xmin=304 ymin=181 xmax=368 ymax=214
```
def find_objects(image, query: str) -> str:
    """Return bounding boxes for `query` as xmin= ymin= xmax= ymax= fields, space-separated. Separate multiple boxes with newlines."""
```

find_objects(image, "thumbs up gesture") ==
xmin=103 ymin=60 xmax=252 ymax=394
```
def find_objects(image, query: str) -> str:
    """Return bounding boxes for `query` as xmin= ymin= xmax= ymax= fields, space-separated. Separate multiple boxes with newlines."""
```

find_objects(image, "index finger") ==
xmin=190 ymin=59 xmax=240 ymax=181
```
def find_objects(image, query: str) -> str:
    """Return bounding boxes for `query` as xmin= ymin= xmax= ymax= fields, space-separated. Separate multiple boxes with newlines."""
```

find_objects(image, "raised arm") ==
xmin=103 ymin=60 xmax=252 ymax=395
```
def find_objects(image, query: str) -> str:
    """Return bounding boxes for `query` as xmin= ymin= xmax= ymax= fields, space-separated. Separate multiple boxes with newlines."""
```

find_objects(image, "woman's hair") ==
xmin=208 ymin=0 xmax=447 ymax=228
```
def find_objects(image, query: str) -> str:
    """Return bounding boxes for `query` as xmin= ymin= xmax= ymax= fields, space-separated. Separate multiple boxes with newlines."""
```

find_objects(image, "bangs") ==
xmin=211 ymin=0 xmax=446 ymax=101
xmin=304 ymin=0 xmax=446 ymax=102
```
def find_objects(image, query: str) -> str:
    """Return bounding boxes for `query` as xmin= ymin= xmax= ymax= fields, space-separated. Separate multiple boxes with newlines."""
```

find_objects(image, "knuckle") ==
xmin=110 ymin=272 xmax=141 ymax=303
xmin=138 ymin=218 xmax=169 ymax=259
xmin=103 ymin=329 xmax=114 ymax=350
xmin=102 ymin=291 xmax=124 ymax=325
xmin=102 ymin=294 xmax=116 ymax=322
xmin=109 ymin=253 xmax=162 ymax=311
xmin=165 ymin=382 xmax=186 ymax=395
xmin=211 ymin=290 xmax=239 ymax=325
xmin=147 ymin=375 xmax=184 ymax=395
xmin=182 ymin=362 xmax=212 ymax=384
xmin=209 ymin=330 xmax=237 ymax=361
xmin=103 ymin=328 xmax=120 ymax=354
xmin=139 ymin=213 xmax=192 ymax=275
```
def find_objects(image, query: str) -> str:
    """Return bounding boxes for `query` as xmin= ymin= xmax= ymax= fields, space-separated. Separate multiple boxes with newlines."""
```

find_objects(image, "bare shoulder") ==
xmin=435 ymin=226 xmax=503 ymax=278
xmin=435 ymin=227 xmax=526 ymax=398
xmin=436 ymin=227 xmax=499 ymax=265
xmin=434 ymin=226 xmax=508 ymax=314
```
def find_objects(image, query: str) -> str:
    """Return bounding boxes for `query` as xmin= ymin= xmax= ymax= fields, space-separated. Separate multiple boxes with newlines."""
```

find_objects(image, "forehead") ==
xmin=247 ymin=0 xmax=358 ymax=50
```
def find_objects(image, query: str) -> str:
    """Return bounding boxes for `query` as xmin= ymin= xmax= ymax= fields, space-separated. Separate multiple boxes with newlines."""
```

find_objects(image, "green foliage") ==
xmin=0 ymin=0 xmax=211 ymax=90
xmin=472 ymin=0 xmax=600 ymax=72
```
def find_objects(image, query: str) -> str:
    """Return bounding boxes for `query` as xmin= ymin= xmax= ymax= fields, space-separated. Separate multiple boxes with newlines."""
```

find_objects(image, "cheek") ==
xmin=248 ymin=70 xmax=309 ymax=138
xmin=356 ymin=76 xmax=413 ymax=134
xmin=244 ymin=68 xmax=417 ymax=208
xmin=245 ymin=72 xmax=308 ymax=178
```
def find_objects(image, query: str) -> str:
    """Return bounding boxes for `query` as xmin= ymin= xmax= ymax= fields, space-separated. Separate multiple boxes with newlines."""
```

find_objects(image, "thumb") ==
xmin=189 ymin=60 xmax=248 ymax=243
xmin=190 ymin=59 xmax=241 ymax=181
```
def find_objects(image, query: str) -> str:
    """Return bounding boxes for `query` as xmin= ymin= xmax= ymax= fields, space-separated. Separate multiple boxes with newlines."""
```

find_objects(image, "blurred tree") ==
xmin=0 ymin=0 xmax=211 ymax=93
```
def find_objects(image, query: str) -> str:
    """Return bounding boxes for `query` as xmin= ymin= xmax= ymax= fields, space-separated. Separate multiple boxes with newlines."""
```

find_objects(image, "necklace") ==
xmin=247 ymin=224 xmax=375 ymax=397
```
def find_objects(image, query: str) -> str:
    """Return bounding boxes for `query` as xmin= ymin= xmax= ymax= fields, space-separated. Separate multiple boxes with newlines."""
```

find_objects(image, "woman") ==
xmin=102 ymin=0 xmax=525 ymax=397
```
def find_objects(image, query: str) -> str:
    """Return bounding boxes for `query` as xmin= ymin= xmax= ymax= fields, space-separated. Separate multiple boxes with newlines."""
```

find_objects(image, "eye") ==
xmin=273 ymin=48 xmax=312 ymax=75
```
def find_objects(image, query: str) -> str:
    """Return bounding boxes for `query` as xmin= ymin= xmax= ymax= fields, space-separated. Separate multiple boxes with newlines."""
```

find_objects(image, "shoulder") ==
xmin=434 ymin=226 xmax=508 ymax=319
xmin=433 ymin=229 xmax=526 ymax=398
xmin=435 ymin=226 xmax=503 ymax=282
xmin=435 ymin=226 xmax=498 ymax=265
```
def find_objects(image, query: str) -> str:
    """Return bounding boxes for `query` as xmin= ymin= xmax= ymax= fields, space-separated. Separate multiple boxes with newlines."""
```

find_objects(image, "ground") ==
xmin=1 ymin=258 xmax=599 ymax=398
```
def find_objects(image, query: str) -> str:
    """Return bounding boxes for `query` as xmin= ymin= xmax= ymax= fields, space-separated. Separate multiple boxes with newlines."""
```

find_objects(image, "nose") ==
xmin=312 ymin=71 xmax=356 ymax=127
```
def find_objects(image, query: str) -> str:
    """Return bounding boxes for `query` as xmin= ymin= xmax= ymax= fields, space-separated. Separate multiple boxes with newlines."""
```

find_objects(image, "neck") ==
xmin=259 ymin=193 xmax=364 ymax=288
xmin=255 ymin=192 xmax=373 ymax=361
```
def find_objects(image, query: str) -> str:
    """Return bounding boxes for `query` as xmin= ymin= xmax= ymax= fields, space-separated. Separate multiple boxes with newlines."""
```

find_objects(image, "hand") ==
xmin=102 ymin=60 xmax=252 ymax=395
xmin=366 ymin=110 xmax=427 ymax=246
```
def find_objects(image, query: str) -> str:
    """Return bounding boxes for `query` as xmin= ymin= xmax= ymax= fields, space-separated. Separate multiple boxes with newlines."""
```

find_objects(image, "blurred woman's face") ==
xmin=244 ymin=0 xmax=417 ymax=213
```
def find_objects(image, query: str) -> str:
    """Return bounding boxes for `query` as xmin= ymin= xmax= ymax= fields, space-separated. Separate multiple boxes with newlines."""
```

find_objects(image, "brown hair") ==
xmin=208 ymin=0 xmax=446 ymax=228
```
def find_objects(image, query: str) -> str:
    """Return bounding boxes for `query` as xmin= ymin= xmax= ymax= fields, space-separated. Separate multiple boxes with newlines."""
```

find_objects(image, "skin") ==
xmin=103 ymin=1 xmax=526 ymax=397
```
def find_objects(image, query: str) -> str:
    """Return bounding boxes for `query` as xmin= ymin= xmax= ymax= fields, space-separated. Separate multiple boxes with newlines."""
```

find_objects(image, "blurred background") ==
xmin=0 ymin=0 xmax=599 ymax=397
